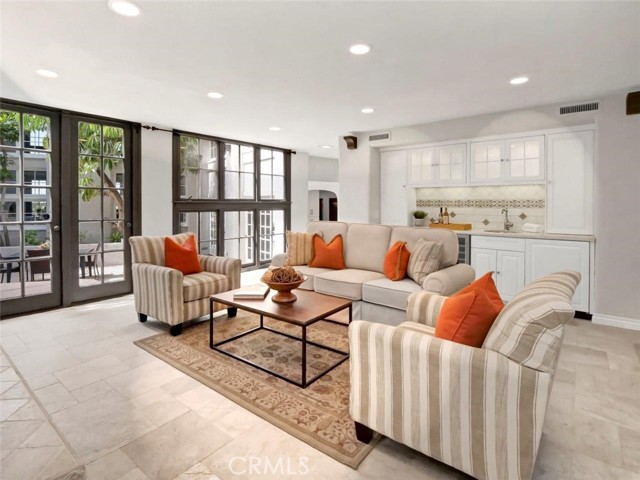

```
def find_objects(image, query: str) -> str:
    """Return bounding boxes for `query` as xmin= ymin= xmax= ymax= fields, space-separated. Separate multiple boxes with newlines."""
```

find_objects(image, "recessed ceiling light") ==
xmin=207 ymin=92 xmax=224 ymax=99
xmin=269 ymin=126 xmax=281 ymax=131
xmin=510 ymin=76 xmax=529 ymax=85
xmin=349 ymin=44 xmax=372 ymax=55
xmin=319 ymin=145 xmax=333 ymax=149
xmin=107 ymin=0 xmax=141 ymax=17
xmin=361 ymin=107 xmax=374 ymax=114
xmin=36 ymin=69 xmax=58 ymax=78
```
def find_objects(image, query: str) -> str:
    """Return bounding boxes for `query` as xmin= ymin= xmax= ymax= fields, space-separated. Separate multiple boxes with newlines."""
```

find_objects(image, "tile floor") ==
xmin=1 ymin=275 xmax=640 ymax=479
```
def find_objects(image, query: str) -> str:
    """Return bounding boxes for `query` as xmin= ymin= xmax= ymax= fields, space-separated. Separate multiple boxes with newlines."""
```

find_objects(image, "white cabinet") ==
xmin=526 ymin=239 xmax=590 ymax=312
xmin=407 ymin=143 xmax=467 ymax=185
xmin=380 ymin=150 xmax=410 ymax=225
xmin=546 ymin=130 xmax=594 ymax=235
xmin=471 ymin=237 xmax=526 ymax=302
xmin=470 ymin=135 xmax=544 ymax=183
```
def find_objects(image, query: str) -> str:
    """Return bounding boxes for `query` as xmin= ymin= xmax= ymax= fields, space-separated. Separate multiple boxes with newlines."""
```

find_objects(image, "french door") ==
xmin=0 ymin=100 xmax=140 ymax=316
xmin=63 ymin=114 xmax=137 ymax=304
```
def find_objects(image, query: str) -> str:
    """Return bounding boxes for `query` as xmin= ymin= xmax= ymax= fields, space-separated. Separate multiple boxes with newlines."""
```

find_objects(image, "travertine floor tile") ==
xmin=54 ymin=355 xmax=130 ymax=391
xmin=85 ymin=449 xmax=137 ymax=480
xmin=35 ymin=383 xmax=78 ymax=414
xmin=122 ymin=411 xmax=232 ymax=480
xmin=50 ymin=390 xmax=155 ymax=463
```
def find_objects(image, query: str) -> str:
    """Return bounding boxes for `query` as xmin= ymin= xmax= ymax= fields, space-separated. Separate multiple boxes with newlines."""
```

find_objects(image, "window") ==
xmin=224 ymin=143 xmax=254 ymax=199
xmin=173 ymin=132 xmax=290 ymax=269
xmin=260 ymin=149 xmax=285 ymax=200
xmin=179 ymin=135 xmax=218 ymax=199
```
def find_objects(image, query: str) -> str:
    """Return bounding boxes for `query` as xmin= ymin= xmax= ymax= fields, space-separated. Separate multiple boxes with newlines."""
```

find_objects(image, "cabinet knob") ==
xmin=495 ymin=270 xmax=500 ymax=275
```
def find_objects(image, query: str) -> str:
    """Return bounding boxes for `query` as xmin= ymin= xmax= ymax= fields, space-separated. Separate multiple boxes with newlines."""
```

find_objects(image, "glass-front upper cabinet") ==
xmin=406 ymin=143 xmax=467 ymax=185
xmin=470 ymin=135 xmax=544 ymax=183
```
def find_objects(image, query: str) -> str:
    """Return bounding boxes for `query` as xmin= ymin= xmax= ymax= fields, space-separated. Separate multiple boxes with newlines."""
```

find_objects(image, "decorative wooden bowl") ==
xmin=260 ymin=276 xmax=307 ymax=303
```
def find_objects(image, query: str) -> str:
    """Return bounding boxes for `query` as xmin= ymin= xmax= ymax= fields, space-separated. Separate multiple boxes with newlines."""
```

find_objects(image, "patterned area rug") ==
xmin=135 ymin=311 xmax=379 ymax=468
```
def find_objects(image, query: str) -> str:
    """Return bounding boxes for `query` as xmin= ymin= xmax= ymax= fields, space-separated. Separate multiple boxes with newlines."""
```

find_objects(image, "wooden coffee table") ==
xmin=209 ymin=288 xmax=352 ymax=388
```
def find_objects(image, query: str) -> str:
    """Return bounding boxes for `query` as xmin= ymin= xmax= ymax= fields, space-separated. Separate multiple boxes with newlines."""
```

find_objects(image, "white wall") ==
xmin=308 ymin=190 xmax=319 ymax=222
xmin=340 ymin=89 xmax=640 ymax=322
xmin=290 ymin=152 xmax=309 ymax=232
xmin=309 ymin=156 xmax=339 ymax=182
xmin=141 ymin=129 xmax=172 ymax=236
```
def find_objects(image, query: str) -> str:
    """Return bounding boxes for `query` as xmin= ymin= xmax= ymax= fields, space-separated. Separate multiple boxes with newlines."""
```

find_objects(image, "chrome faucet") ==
xmin=501 ymin=208 xmax=514 ymax=231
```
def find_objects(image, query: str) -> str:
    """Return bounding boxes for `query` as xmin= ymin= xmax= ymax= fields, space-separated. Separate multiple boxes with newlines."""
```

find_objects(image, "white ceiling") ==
xmin=1 ymin=1 xmax=638 ymax=158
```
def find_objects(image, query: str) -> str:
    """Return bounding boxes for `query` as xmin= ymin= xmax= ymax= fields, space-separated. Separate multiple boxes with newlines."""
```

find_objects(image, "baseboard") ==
xmin=592 ymin=313 xmax=640 ymax=331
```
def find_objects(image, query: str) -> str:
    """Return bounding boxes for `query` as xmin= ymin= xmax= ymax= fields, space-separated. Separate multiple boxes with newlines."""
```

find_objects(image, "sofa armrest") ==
xmin=199 ymin=255 xmax=241 ymax=290
xmin=349 ymin=320 xmax=553 ymax=480
xmin=422 ymin=263 xmax=475 ymax=296
xmin=131 ymin=263 xmax=184 ymax=325
xmin=406 ymin=291 xmax=448 ymax=326
xmin=271 ymin=253 xmax=287 ymax=267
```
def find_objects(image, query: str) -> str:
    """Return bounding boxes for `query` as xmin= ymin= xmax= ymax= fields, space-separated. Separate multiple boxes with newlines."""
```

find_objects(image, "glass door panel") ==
xmin=0 ymin=106 xmax=61 ymax=315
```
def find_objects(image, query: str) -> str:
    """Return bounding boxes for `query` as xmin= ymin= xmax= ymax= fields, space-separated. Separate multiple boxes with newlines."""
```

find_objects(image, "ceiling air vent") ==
xmin=559 ymin=102 xmax=599 ymax=115
xmin=368 ymin=132 xmax=391 ymax=142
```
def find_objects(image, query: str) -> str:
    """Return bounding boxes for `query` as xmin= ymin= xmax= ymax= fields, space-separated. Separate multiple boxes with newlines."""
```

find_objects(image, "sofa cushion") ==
xmin=362 ymin=278 xmax=422 ymax=310
xmin=165 ymin=235 xmax=203 ymax=275
xmin=383 ymin=241 xmax=410 ymax=281
xmin=434 ymin=289 xmax=503 ymax=347
xmin=390 ymin=226 xmax=459 ymax=268
xmin=307 ymin=221 xmax=349 ymax=256
xmin=483 ymin=271 xmax=580 ymax=374
xmin=130 ymin=232 xmax=192 ymax=265
xmin=407 ymin=239 xmax=444 ymax=285
xmin=294 ymin=265 xmax=335 ymax=290
xmin=183 ymin=272 xmax=230 ymax=302
xmin=314 ymin=269 xmax=385 ymax=301
xmin=344 ymin=223 xmax=392 ymax=273
xmin=309 ymin=234 xmax=345 ymax=269
xmin=286 ymin=231 xmax=316 ymax=266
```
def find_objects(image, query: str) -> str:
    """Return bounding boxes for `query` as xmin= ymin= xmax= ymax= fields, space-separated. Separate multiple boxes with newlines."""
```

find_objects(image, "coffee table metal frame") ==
xmin=209 ymin=292 xmax=352 ymax=388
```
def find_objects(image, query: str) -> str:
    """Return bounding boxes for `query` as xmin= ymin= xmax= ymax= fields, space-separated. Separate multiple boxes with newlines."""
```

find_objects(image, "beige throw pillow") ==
xmin=407 ymin=239 xmax=444 ymax=285
xmin=285 ymin=231 xmax=317 ymax=266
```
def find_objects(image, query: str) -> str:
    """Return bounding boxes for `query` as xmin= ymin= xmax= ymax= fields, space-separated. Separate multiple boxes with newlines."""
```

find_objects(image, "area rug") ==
xmin=134 ymin=311 xmax=379 ymax=468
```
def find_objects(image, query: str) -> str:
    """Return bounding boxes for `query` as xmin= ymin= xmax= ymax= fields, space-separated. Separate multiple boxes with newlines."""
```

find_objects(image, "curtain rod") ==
xmin=141 ymin=125 xmax=172 ymax=133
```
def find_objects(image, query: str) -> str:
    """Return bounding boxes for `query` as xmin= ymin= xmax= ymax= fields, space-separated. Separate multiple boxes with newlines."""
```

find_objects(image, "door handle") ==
xmin=126 ymin=222 xmax=132 ymax=228
xmin=53 ymin=225 xmax=61 ymax=231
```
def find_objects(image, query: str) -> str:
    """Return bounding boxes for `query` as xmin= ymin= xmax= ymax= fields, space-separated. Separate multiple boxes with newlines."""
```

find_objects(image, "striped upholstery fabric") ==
xmin=285 ymin=231 xmax=316 ymax=266
xmin=130 ymin=233 xmax=191 ymax=265
xmin=129 ymin=234 xmax=241 ymax=327
xmin=182 ymin=272 xmax=230 ymax=302
xmin=483 ymin=271 xmax=580 ymax=374
xmin=407 ymin=240 xmax=444 ymax=285
xmin=349 ymin=271 xmax=580 ymax=479
xmin=405 ymin=291 xmax=447 ymax=326
xmin=349 ymin=321 xmax=552 ymax=480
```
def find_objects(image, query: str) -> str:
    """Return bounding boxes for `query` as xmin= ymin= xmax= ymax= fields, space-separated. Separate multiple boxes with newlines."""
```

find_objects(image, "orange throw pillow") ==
xmin=435 ymin=289 xmax=503 ymax=347
xmin=164 ymin=235 xmax=202 ymax=275
xmin=384 ymin=241 xmax=410 ymax=281
xmin=456 ymin=272 xmax=504 ymax=309
xmin=309 ymin=234 xmax=345 ymax=269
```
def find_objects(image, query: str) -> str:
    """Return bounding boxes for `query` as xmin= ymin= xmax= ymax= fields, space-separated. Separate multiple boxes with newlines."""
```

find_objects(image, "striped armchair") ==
xmin=129 ymin=233 xmax=241 ymax=336
xmin=349 ymin=271 xmax=580 ymax=480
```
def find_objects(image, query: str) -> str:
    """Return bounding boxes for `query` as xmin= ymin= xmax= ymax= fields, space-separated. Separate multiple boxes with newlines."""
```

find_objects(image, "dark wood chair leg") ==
xmin=354 ymin=422 xmax=374 ymax=444
xmin=170 ymin=324 xmax=183 ymax=336
xmin=138 ymin=313 xmax=147 ymax=323
xmin=227 ymin=307 xmax=238 ymax=318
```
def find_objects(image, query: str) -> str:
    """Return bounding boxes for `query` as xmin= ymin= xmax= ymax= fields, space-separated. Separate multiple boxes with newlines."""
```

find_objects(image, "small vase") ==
xmin=414 ymin=218 xmax=426 ymax=227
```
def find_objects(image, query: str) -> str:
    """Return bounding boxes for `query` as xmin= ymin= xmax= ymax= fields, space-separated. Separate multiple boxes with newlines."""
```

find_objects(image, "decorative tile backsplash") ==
xmin=415 ymin=185 xmax=546 ymax=231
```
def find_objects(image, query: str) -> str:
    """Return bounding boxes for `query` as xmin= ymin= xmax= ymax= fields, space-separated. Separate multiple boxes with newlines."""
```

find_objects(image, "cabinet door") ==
xmin=380 ymin=150 xmax=409 ymax=225
xmin=470 ymin=140 xmax=504 ymax=183
xmin=436 ymin=144 xmax=467 ymax=184
xmin=407 ymin=147 xmax=436 ymax=185
xmin=506 ymin=136 xmax=544 ymax=182
xmin=471 ymin=248 xmax=497 ymax=279
xmin=496 ymin=250 xmax=525 ymax=302
xmin=526 ymin=239 xmax=590 ymax=312
xmin=546 ymin=130 xmax=594 ymax=235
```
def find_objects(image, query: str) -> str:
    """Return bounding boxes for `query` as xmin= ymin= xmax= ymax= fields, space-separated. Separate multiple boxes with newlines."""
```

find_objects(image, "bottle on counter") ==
xmin=438 ymin=207 xmax=443 ymax=224
xmin=443 ymin=207 xmax=450 ymax=225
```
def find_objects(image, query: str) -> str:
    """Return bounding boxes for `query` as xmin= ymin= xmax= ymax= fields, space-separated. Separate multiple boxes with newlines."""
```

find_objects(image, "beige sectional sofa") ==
xmin=272 ymin=221 xmax=475 ymax=325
